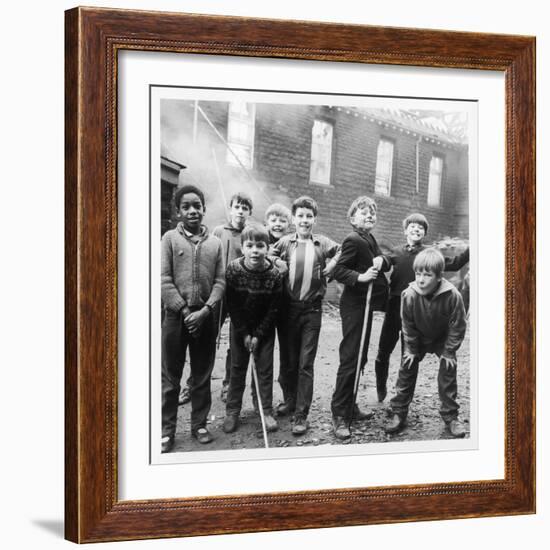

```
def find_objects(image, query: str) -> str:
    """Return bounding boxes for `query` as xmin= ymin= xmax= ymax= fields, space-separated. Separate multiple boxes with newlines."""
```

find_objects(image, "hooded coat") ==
xmin=400 ymin=278 xmax=467 ymax=359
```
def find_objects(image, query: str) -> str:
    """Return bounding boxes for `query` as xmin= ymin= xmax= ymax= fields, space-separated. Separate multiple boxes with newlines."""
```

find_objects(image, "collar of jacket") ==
xmin=176 ymin=222 xmax=208 ymax=240
xmin=289 ymin=233 xmax=321 ymax=245
xmin=221 ymin=223 xmax=244 ymax=234
xmin=409 ymin=277 xmax=455 ymax=298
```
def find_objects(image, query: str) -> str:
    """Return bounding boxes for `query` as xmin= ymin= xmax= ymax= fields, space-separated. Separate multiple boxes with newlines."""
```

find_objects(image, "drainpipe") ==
xmin=415 ymin=136 xmax=422 ymax=194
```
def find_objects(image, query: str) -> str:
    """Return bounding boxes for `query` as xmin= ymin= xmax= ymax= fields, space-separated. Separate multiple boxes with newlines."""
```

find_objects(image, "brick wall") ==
xmin=160 ymin=100 xmax=469 ymax=249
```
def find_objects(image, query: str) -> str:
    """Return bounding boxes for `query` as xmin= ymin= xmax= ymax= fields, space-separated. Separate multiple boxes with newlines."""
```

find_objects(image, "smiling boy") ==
xmin=330 ymin=196 xmax=390 ymax=440
xmin=385 ymin=247 xmax=467 ymax=438
xmin=374 ymin=213 xmax=469 ymax=402
xmin=223 ymin=225 xmax=282 ymax=434
xmin=272 ymin=196 xmax=340 ymax=435
xmin=160 ymin=185 xmax=225 ymax=451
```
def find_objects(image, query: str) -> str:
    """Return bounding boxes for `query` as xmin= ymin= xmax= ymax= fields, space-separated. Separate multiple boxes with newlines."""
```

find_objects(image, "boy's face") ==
xmin=178 ymin=192 xmax=204 ymax=233
xmin=351 ymin=205 xmax=376 ymax=232
xmin=415 ymin=269 xmax=441 ymax=295
xmin=242 ymin=238 xmax=268 ymax=269
xmin=292 ymin=207 xmax=316 ymax=239
xmin=405 ymin=222 xmax=426 ymax=245
xmin=229 ymin=200 xmax=251 ymax=230
xmin=266 ymin=214 xmax=289 ymax=241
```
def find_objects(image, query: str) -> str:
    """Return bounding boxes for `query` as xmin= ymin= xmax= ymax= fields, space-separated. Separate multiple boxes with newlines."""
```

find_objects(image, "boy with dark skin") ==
xmin=160 ymin=185 xmax=225 ymax=452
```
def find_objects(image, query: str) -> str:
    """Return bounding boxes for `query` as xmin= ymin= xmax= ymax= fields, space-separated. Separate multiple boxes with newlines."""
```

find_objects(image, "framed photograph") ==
xmin=65 ymin=7 xmax=535 ymax=543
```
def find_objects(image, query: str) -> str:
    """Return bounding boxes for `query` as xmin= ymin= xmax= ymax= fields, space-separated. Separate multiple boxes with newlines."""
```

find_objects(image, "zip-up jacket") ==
xmin=401 ymin=278 xmax=467 ymax=359
xmin=161 ymin=223 xmax=225 ymax=313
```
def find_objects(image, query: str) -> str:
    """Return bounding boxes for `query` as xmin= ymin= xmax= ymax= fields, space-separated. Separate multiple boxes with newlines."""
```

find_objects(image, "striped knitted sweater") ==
xmin=225 ymin=257 xmax=282 ymax=340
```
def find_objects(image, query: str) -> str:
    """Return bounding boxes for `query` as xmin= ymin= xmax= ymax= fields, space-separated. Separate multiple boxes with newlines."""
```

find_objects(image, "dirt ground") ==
xmin=170 ymin=304 xmax=470 ymax=453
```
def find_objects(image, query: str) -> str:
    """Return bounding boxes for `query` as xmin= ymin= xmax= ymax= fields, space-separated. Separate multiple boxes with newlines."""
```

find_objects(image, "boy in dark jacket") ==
xmin=374 ymin=213 xmax=469 ymax=402
xmin=385 ymin=248 xmax=467 ymax=438
xmin=330 ymin=196 xmax=391 ymax=440
xmin=161 ymin=185 xmax=225 ymax=452
xmin=223 ymin=224 xmax=283 ymax=433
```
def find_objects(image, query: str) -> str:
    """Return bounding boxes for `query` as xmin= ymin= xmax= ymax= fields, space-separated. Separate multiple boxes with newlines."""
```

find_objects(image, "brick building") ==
xmin=160 ymin=99 xmax=469 ymax=250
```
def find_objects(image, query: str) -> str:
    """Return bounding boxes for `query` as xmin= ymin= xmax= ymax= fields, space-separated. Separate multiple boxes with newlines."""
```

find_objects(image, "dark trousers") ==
xmin=331 ymin=298 xmax=373 ymax=419
xmin=389 ymin=353 xmax=460 ymax=422
xmin=374 ymin=295 xmax=402 ymax=392
xmin=161 ymin=310 xmax=216 ymax=437
xmin=280 ymin=300 xmax=322 ymax=418
xmin=226 ymin=328 xmax=276 ymax=416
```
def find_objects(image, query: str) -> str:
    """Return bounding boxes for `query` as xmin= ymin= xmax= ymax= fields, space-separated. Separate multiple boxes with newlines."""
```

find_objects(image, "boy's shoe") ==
xmin=264 ymin=414 xmax=279 ymax=432
xmin=332 ymin=416 xmax=351 ymax=440
xmin=192 ymin=427 xmax=214 ymax=444
xmin=275 ymin=401 xmax=295 ymax=417
xmin=161 ymin=435 xmax=174 ymax=453
xmin=223 ymin=414 xmax=239 ymax=433
xmin=352 ymin=405 xmax=374 ymax=421
xmin=446 ymin=419 xmax=466 ymax=438
xmin=385 ymin=413 xmax=405 ymax=434
xmin=178 ymin=385 xmax=191 ymax=406
xmin=220 ymin=383 xmax=228 ymax=403
xmin=291 ymin=416 xmax=309 ymax=436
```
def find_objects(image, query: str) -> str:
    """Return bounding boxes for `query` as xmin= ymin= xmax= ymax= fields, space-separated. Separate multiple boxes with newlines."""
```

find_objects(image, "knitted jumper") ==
xmin=160 ymin=223 xmax=225 ymax=313
xmin=225 ymin=257 xmax=282 ymax=340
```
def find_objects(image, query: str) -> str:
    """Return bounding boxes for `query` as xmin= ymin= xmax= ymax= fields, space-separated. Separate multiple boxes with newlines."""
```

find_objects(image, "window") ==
xmin=427 ymin=155 xmax=444 ymax=206
xmin=226 ymin=101 xmax=255 ymax=168
xmin=309 ymin=119 xmax=333 ymax=185
xmin=374 ymin=139 xmax=394 ymax=196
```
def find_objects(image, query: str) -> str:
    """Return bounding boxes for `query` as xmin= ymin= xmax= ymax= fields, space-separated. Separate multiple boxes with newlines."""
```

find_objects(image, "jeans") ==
xmin=374 ymin=295 xmax=402 ymax=392
xmin=161 ymin=309 xmax=216 ymax=437
xmin=280 ymin=300 xmax=322 ymax=418
xmin=226 ymin=328 xmax=276 ymax=416
xmin=389 ymin=353 xmax=460 ymax=422
xmin=331 ymin=298 xmax=374 ymax=419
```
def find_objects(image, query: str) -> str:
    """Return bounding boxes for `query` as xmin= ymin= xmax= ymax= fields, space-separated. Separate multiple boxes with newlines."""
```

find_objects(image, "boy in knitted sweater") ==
xmin=223 ymin=225 xmax=283 ymax=434
xmin=160 ymin=185 xmax=225 ymax=452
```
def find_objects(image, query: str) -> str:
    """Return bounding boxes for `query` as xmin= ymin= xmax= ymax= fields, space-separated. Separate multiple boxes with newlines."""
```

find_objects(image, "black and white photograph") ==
xmin=152 ymin=87 xmax=475 ymax=462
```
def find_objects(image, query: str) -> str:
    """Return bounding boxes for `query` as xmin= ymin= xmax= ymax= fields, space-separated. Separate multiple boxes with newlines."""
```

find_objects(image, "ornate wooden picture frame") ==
xmin=65 ymin=6 xmax=535 ymax=543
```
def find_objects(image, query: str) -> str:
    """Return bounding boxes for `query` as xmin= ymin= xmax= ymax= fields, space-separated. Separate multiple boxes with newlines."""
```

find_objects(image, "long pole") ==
xmin=250 ymin=355 xmax=269 ymax=448
xmin=198 ymin=104 xmax=272 ymax=204
xmin=349 ymin=282 xmax=373 ymax=429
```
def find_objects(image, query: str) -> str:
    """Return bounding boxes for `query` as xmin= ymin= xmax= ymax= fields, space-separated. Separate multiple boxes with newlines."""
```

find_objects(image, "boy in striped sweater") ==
xmin=272 ymin=196 xmax=340 ymax=436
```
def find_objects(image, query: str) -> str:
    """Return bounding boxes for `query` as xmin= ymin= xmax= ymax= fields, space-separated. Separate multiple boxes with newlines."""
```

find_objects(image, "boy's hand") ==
xmin=402 ymin=353 xmax=417 ymax=369
xmin=184 ymin=307 xmax=209 ymax=336
xmin=274 ymin=258 xmax=288 ymax=275
xmin=372 ymin=256 xmax=384 ymax=271
xmin=249 ymin=337 xmax=259 ymax=353
xmin=244 ymin=334 xmax=258 ymax=353
xmin=441 ymin=355 xmax=457 ymax=370
xmin=322 ymin=259 xmax=336 ymax=277
xmin=180 ymin=305 xmax=192 ymax=320
xmin=357 ymin=266 xmax=379 ymax=283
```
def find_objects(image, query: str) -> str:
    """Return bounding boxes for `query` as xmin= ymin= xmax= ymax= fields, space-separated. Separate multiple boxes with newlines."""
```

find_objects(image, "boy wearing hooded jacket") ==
xmin=385 ymin=247 xmax=467 ymax=438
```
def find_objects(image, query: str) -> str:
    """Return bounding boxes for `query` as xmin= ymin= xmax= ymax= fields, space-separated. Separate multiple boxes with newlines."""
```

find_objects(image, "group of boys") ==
xmin=160 ymin=184 xmax=469 ymax=453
